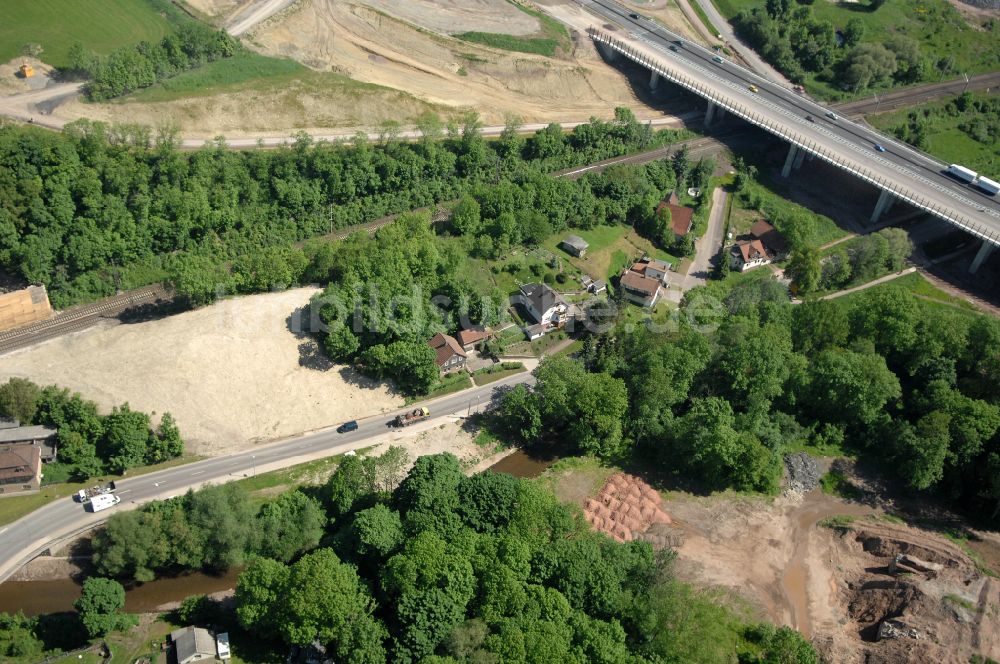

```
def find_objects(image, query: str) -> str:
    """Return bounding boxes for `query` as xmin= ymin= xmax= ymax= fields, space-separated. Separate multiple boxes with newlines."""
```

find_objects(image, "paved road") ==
xmin=0 ymin=372 xmax=533 ymax=583
xmin=577 ymin=0 xmax=1000 ymax=245
xmin=684 ymin=187 xmax=728 ymax=290
xmin=684 ymin=0 xmax=792 ymax=86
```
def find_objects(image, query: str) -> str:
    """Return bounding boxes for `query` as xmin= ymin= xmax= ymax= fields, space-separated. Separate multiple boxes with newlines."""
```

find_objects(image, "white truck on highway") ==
xmin=947 ymin=164 xmax=977 ymax=183
xmin=88 ymin=493 xmax=121 ymax=512
xmin=976 ymin=176 xmax=1000 ymax=196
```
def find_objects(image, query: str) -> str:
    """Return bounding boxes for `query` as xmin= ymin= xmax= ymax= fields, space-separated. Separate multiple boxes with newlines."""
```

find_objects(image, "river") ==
xmin=0 ymin=567 xmax=242 ymax=617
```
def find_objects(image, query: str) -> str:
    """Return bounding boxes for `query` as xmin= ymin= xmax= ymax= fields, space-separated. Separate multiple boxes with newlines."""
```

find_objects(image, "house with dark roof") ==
xmin=658 ymin=192 xmax=695 ymax=240
xmin=171 ymin=626 xmax=216 ymax=664
xmin=517 ymin=283 xmax=568 ymax=327
xmin=0 ymin=444 xmax=42 ymax=494
xmin=559 ymin=235 xmax=589 ymax=257
xmin=427 ymin=333 xmax=467 ymax=373
xmin=750 ymin=220 xmax=789 ymax=259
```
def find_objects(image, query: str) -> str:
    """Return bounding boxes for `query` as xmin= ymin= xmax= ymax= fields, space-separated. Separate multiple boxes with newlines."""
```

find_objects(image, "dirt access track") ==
xmin=0 ymin=287 xmax=403 ymax=456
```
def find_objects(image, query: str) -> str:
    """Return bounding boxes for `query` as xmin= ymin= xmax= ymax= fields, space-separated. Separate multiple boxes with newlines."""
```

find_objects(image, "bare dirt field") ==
xmin=248 ymin=0 xmax=677 ymax=126
xmin=185 ymin=0 xmax=246 ymax=18
xmin=0 ymin=287 xmax=403 ymax=456
xmin=556 ymin=459 xmax=1000 ymax=663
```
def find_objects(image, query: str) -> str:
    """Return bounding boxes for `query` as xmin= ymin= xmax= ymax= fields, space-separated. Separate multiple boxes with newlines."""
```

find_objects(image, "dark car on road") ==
xmin=874 ymin=144 xmax=887 ymax=153
xmin=629 ymin=13 xmax=639 ymax=19
xmin=337 ymin=420 xmax=359 ymax=433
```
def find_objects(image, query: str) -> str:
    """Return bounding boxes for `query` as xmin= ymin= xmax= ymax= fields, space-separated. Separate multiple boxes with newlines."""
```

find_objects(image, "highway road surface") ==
xmin=0 ymin=371 xmax=533 ymax=583
xmin=576 ymin=0 xmax=1000 ymax=244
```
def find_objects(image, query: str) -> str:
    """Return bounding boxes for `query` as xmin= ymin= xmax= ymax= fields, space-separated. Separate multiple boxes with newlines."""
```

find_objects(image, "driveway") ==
xmin=683 ymin=186 xmax=729 ymax=291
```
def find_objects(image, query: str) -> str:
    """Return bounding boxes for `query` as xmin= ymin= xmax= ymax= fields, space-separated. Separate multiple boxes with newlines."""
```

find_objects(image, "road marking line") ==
xmin=0 ymin=528 xmax=7 ymax=535
xmin=117 ymin=489 xmax=131 ymax=495
xmin=191 ymin=470 xmax=205 ymax=476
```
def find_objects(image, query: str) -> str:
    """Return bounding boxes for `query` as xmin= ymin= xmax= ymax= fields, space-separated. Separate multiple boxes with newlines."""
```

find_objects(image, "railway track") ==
xmin=0 ymin=285 xmax=168 ymax=356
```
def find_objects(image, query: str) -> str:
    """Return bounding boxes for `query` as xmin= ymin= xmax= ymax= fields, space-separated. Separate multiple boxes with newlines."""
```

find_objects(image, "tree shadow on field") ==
xmin=286 ymin=305 xmax=335 ymax=371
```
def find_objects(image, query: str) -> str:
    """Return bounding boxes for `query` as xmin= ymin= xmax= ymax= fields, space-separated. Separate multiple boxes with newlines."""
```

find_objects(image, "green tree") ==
xmin=350 ymin=504 xmax=404 ymax=559
xmin=805 ymin=349 xmax=901 ymax=429
xmin=257 ymin=490 xmax=326 ymax=562
xmin=147 ymin=412 xmax=183 ymax=464
xmin=235 ymin=557 xmax=290 ymax=634
xmin=842 ymin=18 xmax=865 ymax=47
xmin=791 ymin=300 xmax=849 ymax=355
xmin=786 ymin=247 xmax=821 ymax=294
xmin=894 ymin=411 xmax=951 ymax=490
xmin=101 ymin=404 xmax=152 ymax=473
xmin=740 ymin=622 xmax=819 ymax=663
xmin=0 ymin=377 xmax=41 ymax=424
xmin=74 ymin=577 xmax=132 ymax=638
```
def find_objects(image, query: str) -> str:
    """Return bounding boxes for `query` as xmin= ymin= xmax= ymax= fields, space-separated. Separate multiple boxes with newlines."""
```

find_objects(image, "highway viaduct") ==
xmin=581 ymin=0 xmax=1000 ymax=273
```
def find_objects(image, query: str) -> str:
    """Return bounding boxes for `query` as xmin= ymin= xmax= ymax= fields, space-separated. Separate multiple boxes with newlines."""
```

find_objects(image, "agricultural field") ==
xmin=0 ymin=0 xmax=177 ymax=67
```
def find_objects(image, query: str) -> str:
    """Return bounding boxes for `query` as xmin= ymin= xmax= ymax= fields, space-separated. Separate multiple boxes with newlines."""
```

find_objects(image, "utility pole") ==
xmin=873 ymin=93 xmax=881 ymax=114
xmin=963 ymin=73 xmax=970 ymax=95
xmin=251 ymin=455 xmax=256 ymax=477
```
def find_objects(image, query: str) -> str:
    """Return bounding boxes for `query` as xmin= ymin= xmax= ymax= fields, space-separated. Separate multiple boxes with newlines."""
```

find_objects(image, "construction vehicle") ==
xmin=76 ymin=481 xmax=116 ymax=503
xmin=19 ymin=62 xmax=34 ymax=79
xmin=389 ymin=407 xmax=430 ymax=428
xmin=88 ymin=493 xmax=121 ymax=513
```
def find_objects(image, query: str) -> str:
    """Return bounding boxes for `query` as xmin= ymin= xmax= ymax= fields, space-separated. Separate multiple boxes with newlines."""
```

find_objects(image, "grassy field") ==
xmin=711 ymin=0 xmax=1000 ymax=99
xmin=831 ymin=270 xmax=982 ymax=316
xmin=0 ymin=0 xmax=177 ymax=67
xmin=123 ymin=51 xmax=307 ymax=103
xmin=734 ymin=179 xmax=850 ymax=249
xmin=868 ymin=93 xmax=1000 ymax=176
xmin=456 ymin=2 xmax=570 ymax=57
xmin=545 ymin=224 xmax=683 ymax=284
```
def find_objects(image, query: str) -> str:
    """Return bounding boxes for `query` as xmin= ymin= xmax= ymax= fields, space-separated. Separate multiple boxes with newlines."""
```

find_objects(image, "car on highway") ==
xmin=748 ymin=85 xmax=759 ymax=93
xmin=825 ymin=111 xmax=837 ymax=120
xmin=712 ymin=55 xmax=724 ymax=64
xmin=629 ymin=12 xmax=639 ymax=19
xmin=337 ymin=420 xmax=359 ymax=433
xmin=675 ymin=40 xmax=684 ymax=47
xmin=874 ymin=144 xmax=887 ymax=153
xmin=805 ymin=115 xmax=815 ymax=122
xmin=669 ymin=44 xmax=678 ymax=52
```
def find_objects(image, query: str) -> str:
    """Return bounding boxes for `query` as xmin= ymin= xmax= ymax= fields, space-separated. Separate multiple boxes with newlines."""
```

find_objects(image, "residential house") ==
xmin=518 ymin=283 xmax=568 ymax=327
xmin=171 ymin=627 xmax=217 ymax=664
xmin=729 ymin=220 xmax=789 ymax=272
xmin=457 ymin=327 xmax=491 ymax=353
xmin=0 ymin=444 xmax=41 ymax=494
xmin=428 ymin=333 xmax=467 ymax=373
xmin=730 ymin=239 xmax=772 ymax=271
xmin=750 ymin=220 xmax=789 ymax=260
xmin=0 ymin=425 xmax=58 ymax=462
xmin=559 ymin=235 xmax=589 ymax=257
xmin=619 ymin=258 xmax=671 ymax=307
xmin=658 ymin=192 xmax=695 ymax=240
xmin=589 ymin=279 xmax=607 ymax=295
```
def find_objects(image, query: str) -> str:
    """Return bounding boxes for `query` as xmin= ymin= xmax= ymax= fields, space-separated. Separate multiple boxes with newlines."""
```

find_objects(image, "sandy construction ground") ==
xmin=0 ymin=288 xmax=403 ymax=456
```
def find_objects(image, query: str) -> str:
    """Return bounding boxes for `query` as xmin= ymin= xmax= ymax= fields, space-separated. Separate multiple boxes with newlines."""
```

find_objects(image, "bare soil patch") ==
xmin=360 ymin=0 xmax=541 ymax=36
xmin=0 ymin=287 xmax=402 ymax=456
xmin=184 ymin=0 xmax=246 ymax=18
xmin=0 ymin=58 xmax=55 ymax=95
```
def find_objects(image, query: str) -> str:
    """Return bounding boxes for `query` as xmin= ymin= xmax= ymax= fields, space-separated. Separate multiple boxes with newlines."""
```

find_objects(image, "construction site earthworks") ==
xmin=51 ymin=0 xmax=703 ymax=138
xmin=546 ymin=456 xmax=1000 ymax=663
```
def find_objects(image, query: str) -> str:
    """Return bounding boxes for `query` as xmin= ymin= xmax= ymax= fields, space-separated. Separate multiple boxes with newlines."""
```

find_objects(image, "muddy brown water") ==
xmin=780 ymin=490 xmax=872 ymax=639
xmin=0 ymin=568 xmax=242 ymax=617
xmin=486 ymin=448 xmax=559 ymax=478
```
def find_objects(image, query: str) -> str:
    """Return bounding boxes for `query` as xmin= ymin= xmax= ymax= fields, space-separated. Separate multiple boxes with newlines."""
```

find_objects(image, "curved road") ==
xmin=0 ymin=371 xmax=532 ymax=583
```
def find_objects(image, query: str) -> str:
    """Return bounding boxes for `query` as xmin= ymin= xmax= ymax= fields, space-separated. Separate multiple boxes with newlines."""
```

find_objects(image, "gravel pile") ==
xmin=785 ymin=452 xmax=821 ymax=493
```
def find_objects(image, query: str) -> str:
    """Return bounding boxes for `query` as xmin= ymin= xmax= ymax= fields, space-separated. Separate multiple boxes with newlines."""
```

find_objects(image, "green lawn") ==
xmin=734 ymin=180 xmax=850 ymax=249
xmin=473 ymin=364 xmax=527 ymax=386
xmin=868 ymin=93 xmax=1000 ymax=176
xmin=0 ymin=0 xmax=178 ymax=67
xmin=830 ymin=271 xmax=982 ymax=316
xmin=123 ymin=51 xmax=308 ymax=103
xmin=455 ymin=2 xmax=571 ymax=57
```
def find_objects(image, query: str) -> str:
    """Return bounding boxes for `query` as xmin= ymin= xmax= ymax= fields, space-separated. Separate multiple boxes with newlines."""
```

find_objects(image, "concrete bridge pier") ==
xmin=792 ymin=147 xmax=807 ymax=171
xmin=969 ymin=240 xmax=996 ymax=274
xmin=705 ymin=101 xmax=718 ymax=126
xmin=781 ymin=144 xmax=799 ymax=178
xmin=597 ymin=42 xmax=618 ymax=62
xmin=649 ymin=70 xmax=660 ymax=91
xmin=870 ymin=190 xmax=895 ymax=224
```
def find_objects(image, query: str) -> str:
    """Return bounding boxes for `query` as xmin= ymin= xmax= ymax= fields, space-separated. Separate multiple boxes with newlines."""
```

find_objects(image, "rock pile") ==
xmin=785 ymin=452 xmax=821 ymax=493
xmin=583 ymin=472 xmax=672 ymax=543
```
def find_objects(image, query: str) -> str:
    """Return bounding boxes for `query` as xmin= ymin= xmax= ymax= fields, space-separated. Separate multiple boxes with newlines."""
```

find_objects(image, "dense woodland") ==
xmin=0 ymin=110 xmax=680 ymax=308
xmin=0 ymin=377 xmax=182 ymax=479
xmin=500 ymin=280 xmax=1000 ymax=519
xmin=79 ymin=449 xmax=817 ymax=664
